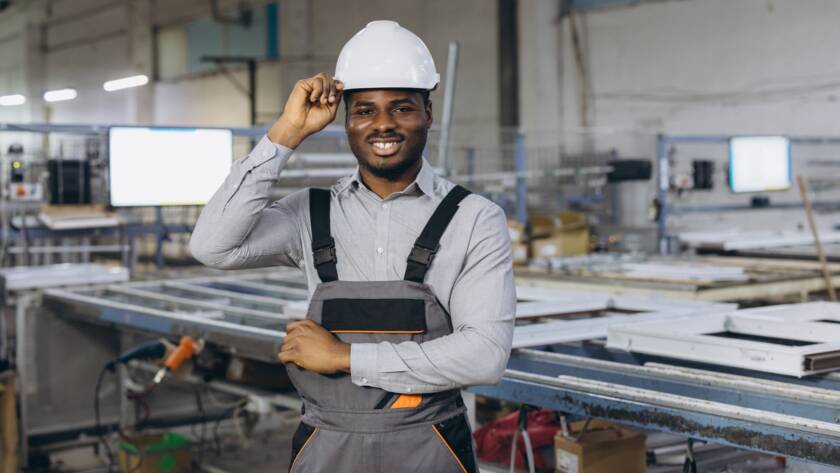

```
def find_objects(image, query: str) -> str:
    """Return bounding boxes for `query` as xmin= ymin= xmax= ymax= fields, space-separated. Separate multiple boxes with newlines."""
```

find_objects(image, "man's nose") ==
xmin=371 ymin=110 xmax=397 ymax=133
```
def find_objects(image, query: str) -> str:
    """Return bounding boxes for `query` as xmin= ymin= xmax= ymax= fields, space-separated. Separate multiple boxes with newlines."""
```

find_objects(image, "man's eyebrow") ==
xmin=350 ymin=101 xmax=374 ymax=108
xmin=389 ymin=98 xmax=416 ymax=106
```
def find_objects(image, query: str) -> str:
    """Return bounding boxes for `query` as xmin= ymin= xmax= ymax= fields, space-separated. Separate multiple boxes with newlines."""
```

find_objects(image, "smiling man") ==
xmin=190 ymin=20 xmax=515 ymax=473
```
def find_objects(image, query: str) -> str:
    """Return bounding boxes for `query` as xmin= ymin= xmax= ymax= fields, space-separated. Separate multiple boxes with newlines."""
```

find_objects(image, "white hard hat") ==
xmin=335 ymin=20 xmax=439 ymax=91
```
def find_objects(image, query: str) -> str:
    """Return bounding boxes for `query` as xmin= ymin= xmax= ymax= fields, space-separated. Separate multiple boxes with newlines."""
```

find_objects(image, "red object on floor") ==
xmin=473 ymin=409 xmax=561 ymax=472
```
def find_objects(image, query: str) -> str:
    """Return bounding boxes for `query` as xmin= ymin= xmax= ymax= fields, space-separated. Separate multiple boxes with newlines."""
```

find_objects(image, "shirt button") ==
xmin=376 ymin=247 xmax=384 ymax=255
xmin=360 ymin=377 xmax=368 ymax=385
xmin=406 ymin=387 xmax=413 ymax=393
xmin=381 ymin=203 xmax=388 ymax=209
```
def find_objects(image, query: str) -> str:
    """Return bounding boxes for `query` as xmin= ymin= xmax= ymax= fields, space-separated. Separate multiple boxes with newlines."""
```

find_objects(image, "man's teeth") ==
xmin=373 ymin=142 xmax=397 ymax=149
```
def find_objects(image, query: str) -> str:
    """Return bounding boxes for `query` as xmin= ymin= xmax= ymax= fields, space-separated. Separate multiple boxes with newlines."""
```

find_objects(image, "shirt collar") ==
xmin=337 ymin=158 xmax=436 ymax=197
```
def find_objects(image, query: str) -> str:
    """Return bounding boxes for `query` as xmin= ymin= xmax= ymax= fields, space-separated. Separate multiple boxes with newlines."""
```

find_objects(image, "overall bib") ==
xmin=285 ymin=185 xmax=478 ymax=473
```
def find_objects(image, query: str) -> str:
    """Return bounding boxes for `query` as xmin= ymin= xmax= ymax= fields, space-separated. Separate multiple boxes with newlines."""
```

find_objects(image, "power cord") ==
xmin=683 ymin=438 xmax=698 ymax=473
xmin=94 ymin=364 xmax=117 ymax=472
xmin=508 ymin=405 xmax=536 ymax=473
xmin=93 ymin=341 xmax=166 ymax=472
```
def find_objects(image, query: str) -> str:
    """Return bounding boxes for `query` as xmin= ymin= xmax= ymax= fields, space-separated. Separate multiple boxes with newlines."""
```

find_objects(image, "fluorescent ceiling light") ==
xmin=103 ymin=74 xmax=149 ymax=92
xmin=44 ymin=88 xmax=78 ymax=102
xmin=0 ymin=94 xmax=26 ymax=106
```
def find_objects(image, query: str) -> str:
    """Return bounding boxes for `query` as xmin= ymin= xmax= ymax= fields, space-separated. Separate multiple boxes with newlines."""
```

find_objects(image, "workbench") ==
xmin=518 ymin=256 xmax=840 ymax=302
xmin=28 ymin=268 xmax=840 ymax=467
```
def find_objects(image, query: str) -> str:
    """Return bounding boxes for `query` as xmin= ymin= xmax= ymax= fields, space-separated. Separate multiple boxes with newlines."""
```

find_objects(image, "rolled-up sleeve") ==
xmin=190 ymin=135 xmax=306 ymax=269
xmin=350 ymin=203 xmax=516 ymax=393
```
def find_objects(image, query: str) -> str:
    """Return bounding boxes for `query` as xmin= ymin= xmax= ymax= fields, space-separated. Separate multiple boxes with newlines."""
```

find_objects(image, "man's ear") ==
xmin=425 ymin=100 xmax=433 ymax=126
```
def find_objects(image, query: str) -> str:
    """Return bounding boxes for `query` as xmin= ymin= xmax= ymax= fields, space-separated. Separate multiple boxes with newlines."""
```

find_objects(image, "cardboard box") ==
xmin=507 ymin=219 xmax=526 ymax=243
xmin=512 ymin=242 xmax=529 ymax=265
xmin=556 ymin=211 xmax=586 ymax=232
xmin=554 ymin=420 xmax=646 ymax=473
xmin=528 ymin=213 xmax=555 ymax=239
xmin=530 ymin=230 xmax=589 ymax=258
xmin=530 ymin=211 xmax=590 ymax=258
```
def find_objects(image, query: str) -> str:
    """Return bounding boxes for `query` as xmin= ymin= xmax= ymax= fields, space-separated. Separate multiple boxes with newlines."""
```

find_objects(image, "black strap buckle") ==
xmin=407 ymin=244 xmax=438 ymax=266
xmin=312 ymin=241 xmax=337 ymax=267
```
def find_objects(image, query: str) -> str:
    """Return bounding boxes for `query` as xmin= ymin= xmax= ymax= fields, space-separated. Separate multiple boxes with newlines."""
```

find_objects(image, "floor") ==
xmin=30 ymin=411 xmax=840 ymax=472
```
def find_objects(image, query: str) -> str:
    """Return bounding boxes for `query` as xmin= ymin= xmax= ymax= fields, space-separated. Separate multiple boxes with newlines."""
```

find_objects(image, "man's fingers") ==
xmin=321 ymin=75 xmax=331 ymax=105
xmin=308 ymin=77 xmax=324 ymax=103
xmin=328 ymin=84 xmax=343 ymax=113
xmin=285 ymin=320 xmax=307 ymax=333
xmin=327 ymin=78 xmax=338 ymax=104
xmin=278 ymin=350 xmax=295 ymax=364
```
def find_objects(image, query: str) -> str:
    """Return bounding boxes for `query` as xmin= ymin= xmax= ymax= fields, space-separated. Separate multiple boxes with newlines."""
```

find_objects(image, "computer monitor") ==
xmin=108 ymin=127 xmax=233 ymax=207
xmin=729 ymin=136 xmax=792 ymax=193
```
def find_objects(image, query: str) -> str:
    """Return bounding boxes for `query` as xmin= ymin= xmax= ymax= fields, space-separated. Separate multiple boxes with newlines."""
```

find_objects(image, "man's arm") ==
xmin=350 ymin=203 xmax=515 ymax=393
xmin=189 ymin=139 xmax=301 ymax=269
xmin=190 ymin=73 xmax=344 ymax=269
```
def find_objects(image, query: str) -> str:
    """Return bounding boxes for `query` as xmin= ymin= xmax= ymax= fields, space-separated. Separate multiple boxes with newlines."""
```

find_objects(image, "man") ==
xmin=190 ymin=20 xmax=515 ymax=473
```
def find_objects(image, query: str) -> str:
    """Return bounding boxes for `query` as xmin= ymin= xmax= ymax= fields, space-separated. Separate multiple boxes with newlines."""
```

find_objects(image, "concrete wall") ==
xmin=4 ymin=0 xmax=836 ymax=233
xmin=519 ymin=0 xmax=840 ymax=228
xmin=0 ymin=0 xmax=499 ymax=147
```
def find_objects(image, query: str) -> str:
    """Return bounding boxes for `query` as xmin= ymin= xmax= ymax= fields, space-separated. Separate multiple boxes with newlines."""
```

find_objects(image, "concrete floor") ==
xmin=31 ymin=410 xmax=840 ymax=472
xmin=33 ymin=411 xmax=298 ymax=473
xmin=200 ymin=411 xmax=297 ymax=473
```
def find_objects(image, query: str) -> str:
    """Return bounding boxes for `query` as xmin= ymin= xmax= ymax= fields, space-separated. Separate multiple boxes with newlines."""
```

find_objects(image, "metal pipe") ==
xmin=517 ymin=347 xmax=840 ymax=405
xmin=104 ymin=285 xmax=288 ymax=321
xmin=437 ymin=41 xmax=460 ymax=176
xmin=43 ymin=288 xmax=287 ymax=340
xmin=6 ymin=244 xmax=128 ymax=254
xmin=503 ymin=369 xmax=840 ymax=438
xmin=163 ymin=281 xmax=287 ymax=308
xmin=514 ymin=132 xmax=528 ymax=225
xmin=656 ymin=134 xmax=669 ymax=254
xmin=797 ymin=175 xmax=837 ymax=301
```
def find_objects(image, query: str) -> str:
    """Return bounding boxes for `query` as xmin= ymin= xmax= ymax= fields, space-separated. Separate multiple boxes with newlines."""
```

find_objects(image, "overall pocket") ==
xmin=288 ymin=422 xmax=319 ymax=473
xmin=432 ymin=414 xmax=478 ymax=473
xmin=377 ymin=414 xmax=477 ymax=473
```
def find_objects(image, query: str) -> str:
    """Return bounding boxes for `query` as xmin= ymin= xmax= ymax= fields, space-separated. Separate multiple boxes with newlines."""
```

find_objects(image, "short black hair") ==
xmin=343 ymin=89 xmax=430 ymax=111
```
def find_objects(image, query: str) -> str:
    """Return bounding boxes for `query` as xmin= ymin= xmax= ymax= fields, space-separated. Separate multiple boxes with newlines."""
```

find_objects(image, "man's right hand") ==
xmin=268 ymin=72 xmax=344 ymax=149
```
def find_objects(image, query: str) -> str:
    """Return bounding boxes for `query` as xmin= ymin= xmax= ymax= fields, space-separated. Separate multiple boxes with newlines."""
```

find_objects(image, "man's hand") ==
xmin=268 ymin=73 xmax=344 ymax=149
xmin=278 ymin=320 xmax=351 ymax=374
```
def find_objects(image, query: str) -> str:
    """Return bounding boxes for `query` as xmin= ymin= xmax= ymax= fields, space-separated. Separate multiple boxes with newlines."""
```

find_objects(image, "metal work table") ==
xmin=36 ymin=269 xmax=840 ymax=466
xmin=517 ymin=256 xmax=840 ymax=302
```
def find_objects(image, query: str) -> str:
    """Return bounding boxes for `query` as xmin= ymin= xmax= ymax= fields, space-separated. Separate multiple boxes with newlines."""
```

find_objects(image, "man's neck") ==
xmin=358 ymin=160 xmax=423 ymax=199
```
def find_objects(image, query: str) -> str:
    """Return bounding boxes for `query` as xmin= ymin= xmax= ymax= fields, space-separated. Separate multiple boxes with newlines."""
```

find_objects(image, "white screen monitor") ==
xmin=109 ymin=127 xmax=232 ymax=207
xmin=729 ymin=136 xmax=792 ymax=193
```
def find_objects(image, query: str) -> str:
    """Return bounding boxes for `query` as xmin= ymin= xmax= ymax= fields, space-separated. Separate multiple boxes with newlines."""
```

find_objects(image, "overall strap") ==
xmin=309 ymin=188 xmax=339 ymax=283
xmin=404 ymin=185 xmax=471 ymax=283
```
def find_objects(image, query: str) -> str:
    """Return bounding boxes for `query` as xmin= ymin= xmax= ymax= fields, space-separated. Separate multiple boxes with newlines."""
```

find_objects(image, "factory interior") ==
xmin=2 ymin=0 xmax=840 ymax=472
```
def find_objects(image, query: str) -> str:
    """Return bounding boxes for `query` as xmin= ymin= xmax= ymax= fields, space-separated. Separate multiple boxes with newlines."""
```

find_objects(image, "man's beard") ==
xmin=352 ymin=131 xmax=427 ymax=181
xmin=359 ymin=151 xmax=424 ymax=180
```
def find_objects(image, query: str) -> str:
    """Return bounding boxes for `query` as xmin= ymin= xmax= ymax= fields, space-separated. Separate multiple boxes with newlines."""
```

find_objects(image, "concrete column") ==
xmin=127 ymin=0 xmax=154 ymax=124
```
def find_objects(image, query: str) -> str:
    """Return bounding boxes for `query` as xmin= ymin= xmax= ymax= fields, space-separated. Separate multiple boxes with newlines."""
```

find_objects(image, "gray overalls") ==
xmin=286 ymin=186 xmax=478 ymax=473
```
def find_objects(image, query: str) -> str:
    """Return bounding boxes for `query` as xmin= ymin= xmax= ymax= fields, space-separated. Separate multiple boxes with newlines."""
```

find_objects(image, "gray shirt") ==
xmin=190 ymin=135 xmax=515 ymax=394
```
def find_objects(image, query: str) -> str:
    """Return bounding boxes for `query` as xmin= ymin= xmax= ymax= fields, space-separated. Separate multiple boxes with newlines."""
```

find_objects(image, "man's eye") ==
xmin=355 ymin=109 xmax=373 ymax=116
xmin=395 ymin=107 xmax=412 ymax=113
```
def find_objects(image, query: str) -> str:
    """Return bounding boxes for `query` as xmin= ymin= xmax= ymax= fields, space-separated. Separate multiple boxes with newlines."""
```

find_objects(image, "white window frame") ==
xmin=607 ymin=302 xmax=840 ymax=377
xmin=513 ymin=287 xmax=735 ymax=348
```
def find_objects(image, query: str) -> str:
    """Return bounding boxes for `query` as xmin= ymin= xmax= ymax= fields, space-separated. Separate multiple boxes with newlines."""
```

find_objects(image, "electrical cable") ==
xmin=94 ymin=364 xmax=116 ymax=472
xmin=508 ymin=406 xmax=536 ymax=473
xmin=94 ymin=342 xmax=166 ymax=472
xmin=193 ymin=385 xmax=208 ymax=470
xmin=521 ymin=430 xmax=536 ymax=473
